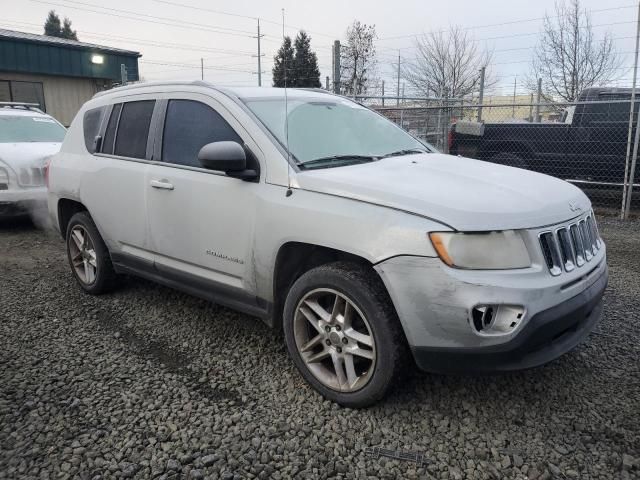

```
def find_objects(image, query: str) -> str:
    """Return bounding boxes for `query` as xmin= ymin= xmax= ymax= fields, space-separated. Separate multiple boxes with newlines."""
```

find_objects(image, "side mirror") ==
xmin=197 ymin=141 xmax=258 ymax=181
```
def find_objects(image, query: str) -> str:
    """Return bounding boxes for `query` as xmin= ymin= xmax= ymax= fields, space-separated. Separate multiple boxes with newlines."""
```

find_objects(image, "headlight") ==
xmin=429 ymin=230 xmax=531 ymax=269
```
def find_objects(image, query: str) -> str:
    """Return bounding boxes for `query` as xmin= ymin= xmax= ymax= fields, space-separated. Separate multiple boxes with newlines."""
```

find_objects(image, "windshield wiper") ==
xmin=381 ymin=148 xmax=428 ymax=158
xmin=298 ymin=154 xmax=378 ymax=168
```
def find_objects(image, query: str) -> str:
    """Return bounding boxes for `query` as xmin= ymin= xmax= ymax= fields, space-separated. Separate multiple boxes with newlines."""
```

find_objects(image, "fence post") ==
xmin=396 ymin=50 xmax=401 ymax=106
xmin=477 ymin=66 xmax=485 ymax=122
xmin=535 ymin=78 xmax=542 ymax=122
xmin=120 ymin=64 xmax=128 ymax=86
xmin=382 ymin=81 xmax=385 ymax=107
xmin=332 ymin=41 xmax=341 ymax=94
xmin=622 ymin=1 xmax=640 ymax=219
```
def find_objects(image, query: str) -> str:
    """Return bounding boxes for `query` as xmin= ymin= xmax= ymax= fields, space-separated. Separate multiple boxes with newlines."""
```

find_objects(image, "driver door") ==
xmin=145 ymin=94 xmax=261 ymax=310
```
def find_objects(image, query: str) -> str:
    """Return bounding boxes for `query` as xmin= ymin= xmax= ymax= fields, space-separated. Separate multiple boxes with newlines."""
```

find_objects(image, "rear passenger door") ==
xmin=145 ymin=94 xmax=262 ymax=308
xmin=83 ymin=99 xmax=156 ymax=264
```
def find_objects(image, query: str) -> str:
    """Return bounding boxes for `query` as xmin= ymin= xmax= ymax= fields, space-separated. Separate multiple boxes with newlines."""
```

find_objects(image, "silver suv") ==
xmin=48 ymin=81 xmax=608 ymax=407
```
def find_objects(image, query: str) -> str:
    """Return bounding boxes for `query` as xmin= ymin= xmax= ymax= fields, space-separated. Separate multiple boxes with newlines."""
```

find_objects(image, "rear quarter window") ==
xmin=83 ymin=106 xmax=107 ymax=153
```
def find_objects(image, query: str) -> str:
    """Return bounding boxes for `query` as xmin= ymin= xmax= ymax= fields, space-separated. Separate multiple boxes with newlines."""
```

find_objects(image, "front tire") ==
xmin=283 ymin=262 xmax=407 ymax=408
xmin=66 ymin=211 xmax=118 ymax=294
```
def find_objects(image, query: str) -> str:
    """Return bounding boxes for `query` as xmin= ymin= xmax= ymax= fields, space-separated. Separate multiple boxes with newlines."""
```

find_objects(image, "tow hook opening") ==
xmin=471 ymin=304 xmax=525 ymax=336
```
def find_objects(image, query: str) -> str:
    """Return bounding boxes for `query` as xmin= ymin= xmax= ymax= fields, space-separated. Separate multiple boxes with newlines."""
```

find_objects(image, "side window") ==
xmin=162 ymin=99 xmax=242 ymax=167
xmin=102 ymin=103 xmax=122 ymax=155
xmin=83 ymin=106 xmax=107 ymax=153
xmin=114 ymin=100 xmax=155 ymax=159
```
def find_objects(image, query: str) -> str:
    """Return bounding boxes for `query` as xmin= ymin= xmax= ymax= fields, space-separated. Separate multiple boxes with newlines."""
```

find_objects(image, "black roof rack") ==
xmin=0 ymin=102 xmax=44 ymax=113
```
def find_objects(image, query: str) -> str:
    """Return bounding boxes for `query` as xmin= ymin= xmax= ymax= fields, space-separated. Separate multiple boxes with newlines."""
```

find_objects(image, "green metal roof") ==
xmin=0 ymin=29 xmax=141 ymax=82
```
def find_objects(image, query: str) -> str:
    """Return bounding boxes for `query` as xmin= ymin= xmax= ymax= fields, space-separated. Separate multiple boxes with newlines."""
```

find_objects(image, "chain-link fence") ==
xmin=357 ymin=92 xmax=640 ymax=216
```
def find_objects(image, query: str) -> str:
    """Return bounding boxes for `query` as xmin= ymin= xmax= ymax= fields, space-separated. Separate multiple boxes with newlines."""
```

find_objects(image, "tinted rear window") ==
xmin=114 ymin=100 xmax=155 ymax=159
xmin=83 ymin=106 xmax=107 ymax=153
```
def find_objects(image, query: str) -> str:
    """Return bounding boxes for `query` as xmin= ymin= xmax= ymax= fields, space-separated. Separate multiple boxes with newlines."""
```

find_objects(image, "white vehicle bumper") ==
xmin=375 ymin=246 xmax=607 ymax=373
xmin=0 ymin=186 xmax=48 ymax=216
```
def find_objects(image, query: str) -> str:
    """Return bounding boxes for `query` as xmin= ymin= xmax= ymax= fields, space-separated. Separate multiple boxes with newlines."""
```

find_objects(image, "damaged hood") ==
xmin=295 ymin=153 xmax=590 ymax=231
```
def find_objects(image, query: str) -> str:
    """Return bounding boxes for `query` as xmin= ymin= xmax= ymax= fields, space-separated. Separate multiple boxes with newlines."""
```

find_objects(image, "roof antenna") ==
xmin=282 ymin=8 xmax=293 ymax=197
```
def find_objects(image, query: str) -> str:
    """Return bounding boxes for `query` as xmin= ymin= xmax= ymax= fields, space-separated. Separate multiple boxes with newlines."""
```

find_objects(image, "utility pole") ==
xmin=326 ymin=76 xmax=330 ymax=90
xmin=477 ymin=66 xmax=485 ymax=122
xmin=535 ymin=77 xmax=542 ymax=122
xmin=200 ymin=58 xmax=204 ymax=81
xmin=512 ymin=76 xmax=517 ymax=117
xmin=396 ymin=50 xmax=401 ymax=106
xmin=382 ymin=80 xmax=385 ymax=107
xmin=332 ymin=40 xmax=341 ymax=94
xmin=253 ymin=18 xmax=264 ymax=86
xmin=402 ymin=83 xmax=405 ymax=104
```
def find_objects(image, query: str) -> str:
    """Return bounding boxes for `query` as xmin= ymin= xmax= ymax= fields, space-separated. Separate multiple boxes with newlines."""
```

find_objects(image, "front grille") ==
xmin=539 ymin=212 xmax=602 ymax=276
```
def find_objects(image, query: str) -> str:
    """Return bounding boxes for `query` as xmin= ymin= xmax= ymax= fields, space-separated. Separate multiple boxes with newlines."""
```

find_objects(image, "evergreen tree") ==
xmin=293 ymin=31 xmax=321 ymax=88
xmin=43 ymin=10 xmax=79 ymax=40
xmin=61 ymin=17 xmax=78 ymax=40
xmin=272 ymin=36 xmax=295 ymax=87
xmin=44 ymin=10 xmax=62 ymax=37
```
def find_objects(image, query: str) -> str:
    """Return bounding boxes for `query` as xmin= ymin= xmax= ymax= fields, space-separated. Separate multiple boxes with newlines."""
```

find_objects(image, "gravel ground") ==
xmin=0 ymin=215 xmax=638 ymax=480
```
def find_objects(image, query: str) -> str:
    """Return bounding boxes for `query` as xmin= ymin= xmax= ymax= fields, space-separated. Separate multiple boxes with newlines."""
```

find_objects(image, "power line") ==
xmin=375 ymin=4 xmax=637 ymax=42
xmin=0 ymin=20 xmax=257 ymax=57
xmin=29 ymin=0 xmax=258 ymax=38
xmin=148 ymin=0 xmax=337 ymax=39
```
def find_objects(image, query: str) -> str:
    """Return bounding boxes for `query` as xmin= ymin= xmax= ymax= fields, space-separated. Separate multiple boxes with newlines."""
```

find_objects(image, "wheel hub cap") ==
xmin=328 ymin=331 xmax=342 ymax=345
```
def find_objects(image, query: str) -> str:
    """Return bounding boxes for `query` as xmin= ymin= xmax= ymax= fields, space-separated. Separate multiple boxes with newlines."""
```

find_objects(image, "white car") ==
xmin=47 ymin=82 xmax=608 ymax=407
xmin=0 ymin=103 xmax=65 ymax=219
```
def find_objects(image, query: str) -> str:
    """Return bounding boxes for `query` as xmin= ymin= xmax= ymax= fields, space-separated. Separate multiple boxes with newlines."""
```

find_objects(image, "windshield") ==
xmin=243 ymin=96 xmax=429 ymax=167
xmin=0 ymin=115 xmax=66 ymax=143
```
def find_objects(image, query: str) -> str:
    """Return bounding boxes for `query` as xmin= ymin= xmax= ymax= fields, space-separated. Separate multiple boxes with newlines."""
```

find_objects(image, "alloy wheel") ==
xmin=69 ymin=225 xmax=98 ymax=285
xmin=293 ymin=288 xmax=376 ymax=392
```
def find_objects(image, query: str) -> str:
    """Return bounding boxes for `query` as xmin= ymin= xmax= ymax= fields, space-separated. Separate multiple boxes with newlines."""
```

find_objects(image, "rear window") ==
xmin=0 ymin=115 xmax=65 ymax=143
xmin=100 ymin=101 xmax=155 ymax=158
xmin=83 ymin=106 xmax=108 ymax=153
xmin=114 ymin=101 xmax=155 ymax=159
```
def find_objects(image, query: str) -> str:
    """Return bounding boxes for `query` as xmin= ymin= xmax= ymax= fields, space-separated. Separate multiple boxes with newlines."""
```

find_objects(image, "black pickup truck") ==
xmin=448 ymin=87 xmax=638 ymax=188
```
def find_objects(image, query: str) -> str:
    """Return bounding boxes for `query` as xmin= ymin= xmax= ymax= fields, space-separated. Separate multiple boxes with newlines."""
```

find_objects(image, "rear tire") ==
xmin=66 ymin=211 xmax=118 ymax=294
xmin=283 ymin=262 xmax=408 ymax=408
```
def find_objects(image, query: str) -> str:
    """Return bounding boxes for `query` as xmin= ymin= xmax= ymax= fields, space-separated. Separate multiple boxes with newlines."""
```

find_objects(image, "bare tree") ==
xmin=401 ymin=26 xmax=493 ymax=99
xmin=340 ymin=21 xmax=377 ymax=96
xmin=531 ymin=0 xmax=621 ymax=102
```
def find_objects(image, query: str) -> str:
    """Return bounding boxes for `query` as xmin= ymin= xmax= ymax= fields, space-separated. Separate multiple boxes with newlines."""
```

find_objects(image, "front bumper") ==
xmin=375 ymin=246 xmax=608 ymax=373
xmin=412 ymin=265 xmax=607 ymax=372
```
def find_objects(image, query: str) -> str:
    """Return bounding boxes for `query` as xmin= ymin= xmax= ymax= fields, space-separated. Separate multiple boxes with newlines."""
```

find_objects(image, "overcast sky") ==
xmin=3 ymin=0 xmax=637 ymax=96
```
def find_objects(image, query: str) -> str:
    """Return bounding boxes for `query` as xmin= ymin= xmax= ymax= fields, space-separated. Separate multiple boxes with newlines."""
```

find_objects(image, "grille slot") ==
xmin=539 ymin=213 xmax=601 ymax=276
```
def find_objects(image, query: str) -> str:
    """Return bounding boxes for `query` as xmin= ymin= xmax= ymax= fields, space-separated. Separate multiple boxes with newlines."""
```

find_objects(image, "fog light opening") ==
xmin=471 ymin=304 xmax=525 ymax=336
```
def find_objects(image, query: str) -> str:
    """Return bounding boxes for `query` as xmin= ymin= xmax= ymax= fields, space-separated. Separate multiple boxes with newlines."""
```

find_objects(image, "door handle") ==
xmin=150 ymin=179 xmax=174 ymax=190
